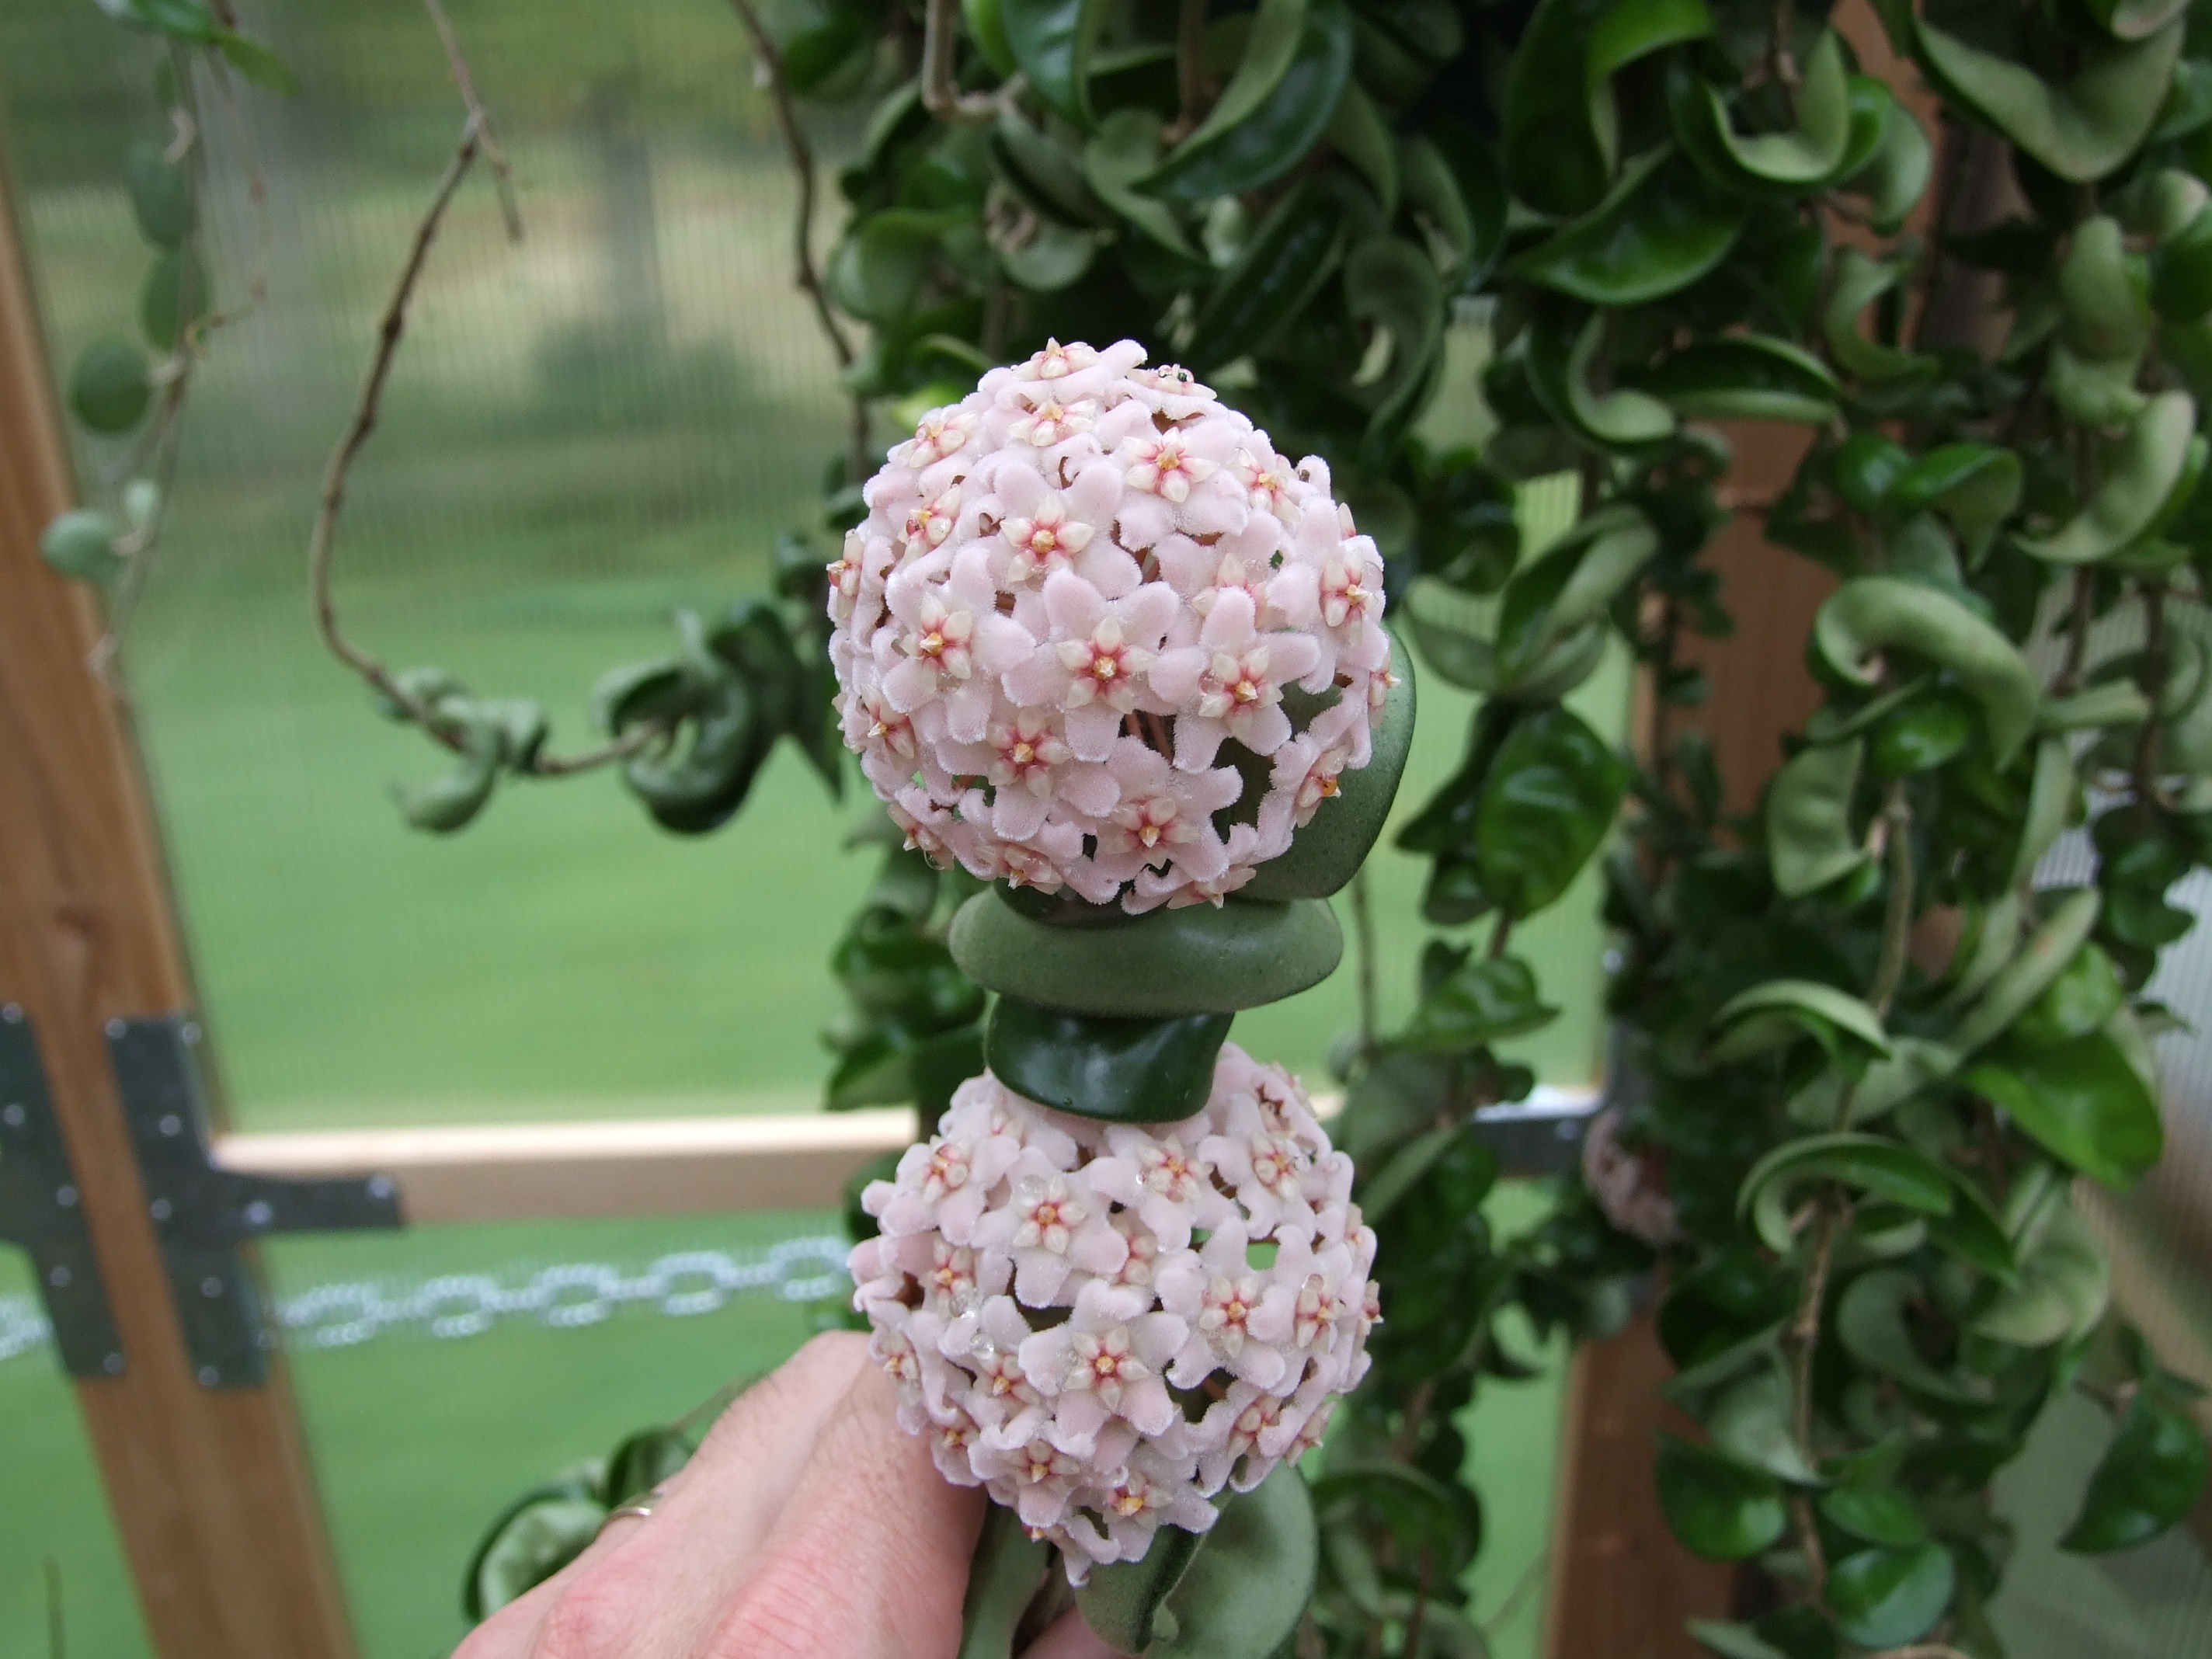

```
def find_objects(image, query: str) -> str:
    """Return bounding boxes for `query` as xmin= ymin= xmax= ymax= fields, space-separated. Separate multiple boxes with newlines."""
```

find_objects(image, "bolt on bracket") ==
xmin=106 ymin=1016 xmax=402 ymax=1388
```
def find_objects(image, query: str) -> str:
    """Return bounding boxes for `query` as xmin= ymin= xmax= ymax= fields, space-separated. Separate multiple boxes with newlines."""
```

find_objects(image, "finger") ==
xmin=707 ymin=1358 xmax=986 ymax=1659
xmin=1017 ymin=1609 xmax=1120 ymax=1659
xmin=454 ymin=1332 xmax=870 ymax=1659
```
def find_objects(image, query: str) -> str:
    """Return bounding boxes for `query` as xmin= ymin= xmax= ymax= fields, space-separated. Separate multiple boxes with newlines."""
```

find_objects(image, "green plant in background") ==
xmin=39 ymin=0 xmax=292 ymax=656
xmin=1437 ymin=0 xmax=2212 ymax=1652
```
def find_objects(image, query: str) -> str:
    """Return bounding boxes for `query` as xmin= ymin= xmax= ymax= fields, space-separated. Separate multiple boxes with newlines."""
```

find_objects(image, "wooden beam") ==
xmin=214 ymin=1109 xmax=919 ymax=1223
xmin=0 ymin=170 xmax=356 ymax=1659
xmin=1540 ymin=1311 xmax=1737 ymax=1659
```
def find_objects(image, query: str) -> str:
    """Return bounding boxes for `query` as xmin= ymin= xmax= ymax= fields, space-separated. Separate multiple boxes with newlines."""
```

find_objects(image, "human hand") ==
xmin=454 ymin=1331 xmax=1115 ymax=1659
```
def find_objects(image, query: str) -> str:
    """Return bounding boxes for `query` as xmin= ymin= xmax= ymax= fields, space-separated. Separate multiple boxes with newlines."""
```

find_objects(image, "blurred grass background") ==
xmin=0 ymin=1 xmax=1604 ymax=1654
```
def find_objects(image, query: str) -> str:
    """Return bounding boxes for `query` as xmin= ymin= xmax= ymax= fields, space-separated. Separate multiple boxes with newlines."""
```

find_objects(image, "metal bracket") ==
xmin=0 ymin=1005 xmax=127 ymax=1378
xmin=107 ymin=1016 xmax=402 ymax=1388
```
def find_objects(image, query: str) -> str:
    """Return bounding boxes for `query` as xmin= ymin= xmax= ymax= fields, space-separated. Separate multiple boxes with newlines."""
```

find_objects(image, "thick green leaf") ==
xmin=1145 ymin=0 xmax=1352 ymax=201
xmin=1708 ymin=1365 xmax=1818 ymax=1483
xmin=464 ymin=1490 xmax=603 ymax=1619
xmin=1656 ymin=1433 xmax=1789 ymax=1560
xmin=1962 ymin=1031 xmax=2165 ymax=1187
xmin=1672 ymin=30 xmax=1853 ymax=193
xmin=1087 ymin=110 xmax=1197 ymax=256
xmin=1710 ymin=979 xmax=1890 ymax=1063
xmin=949 ymin=891 xmax=1341 ymax=1014
xmin=962 ymin=0 xmax=1019 ymax=76
xmin=1634 ymin=334 xmax=1839 ymax=424
xmin=1836 ymin=1267 xmax=1988 ymax=1402
xmin=1827 ymin=1542 xmax=1954 ymax=1648
xmin=1952 ymin=889 xmax=2103 ymax=1054
xmin=1473 ymin=706 xmax=1629 ymax=917
xmin=126 ymin=139 xmax=193 ymax=249
xmin=1001 ymin=219 xmax=1100 ymax=290
xmin=1003 ymin=0 xmax=1102 ymax=123
xmin=1507 ymin=147 xmax=1745 ymax=306
xmin=959 ymin=1501 xmax=1051 ymax=1659
xmin=1246 ymin=637 xmax=1415 ymax=901
xmin=1164 ymin=0 xmax=1306 ymax=158
xmin=1526 ymin=312 xmax=1677 ymax=454
xmin=1076 ymin=1522 xmax=1202 ymax=1653
xmin=827 ymin=210 xmax=956 ymax=323
xmin=1344 ymin=236 xmax=1445 ymax=447
xmin=68 ymin=336 xmax=152 ymax=434
xmin=394 ymin=710 xmax=504 ymax=834
xmin=2018 ymin=394 xmax=2203 ymax=565
xmin=39 ymin=509 xmax=124 ymax=583
xmin=1500 ymin=0 xmax=1614 ymax=216
xmin=2061 ymin=1389 xmax=2211 ymax=1552
xmin=2086 ymin=0 xmax=2190 ymax=42
xmin=983 ymin=999 xmax=1232 ymax=1122
xmin=2013 ymin=943 xmax=2127 ymax=1052
xmin=1191 ymin=176 xmax=1348 ymax=368
xmin=1400 ymin=953 xmax=1559 ymax=1051
xmin=1819 ymin=1485 xmax=1927 ymax=1548
xmin=1400 ymin=134 xmax=1473 ymax=274
xmin=1766 ymin=739 xmax=1868 ymax=898
xmin=1813 ymin=577 xmax=2040 ymax=765
xmin=1970 ymin=1201 xmax=2109 ymax=1346
xmin=1916 ymin=14 xmax=2182 ymax=183
xmin=1891 ymin=444 xmax=2022 ymax=565
xmin=1327 ymin=82 xmax=1398 ymax=218
xmin=2153 ymin=203 xmax=2212 ymax=322
xmin=1494 ymin=503 xmax=1656 ymax=676
xmin=1153 ymin=1466 xmax=1318 ymax=1659
xmin=1739 ymin=1135 xmax=1952 ymax=1257
xmin=140 ymin=245 xmax=209 ymax=351
xmin=1844 ymin=92 xmax=1932 ymax=229
xmin=1823 ymin=247 xmax=1938 ymax=388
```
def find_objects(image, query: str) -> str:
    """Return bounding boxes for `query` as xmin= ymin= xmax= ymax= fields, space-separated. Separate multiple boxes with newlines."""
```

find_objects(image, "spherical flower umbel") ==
xmin=829 ymin=339 xmax=1395 ymax=912
xmin=847 ymin=1044 xmax=1378 ymax=1577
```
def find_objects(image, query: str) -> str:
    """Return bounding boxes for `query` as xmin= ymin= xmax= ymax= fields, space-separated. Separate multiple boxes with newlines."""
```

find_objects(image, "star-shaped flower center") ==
xmin=1069 ymin=1326 xmax=1148 ymax=1407
xmin=1010 ymin=395 xmax=1097 ymax=448
xmin=1198 ymin=647 xmax=1277 ymax=722
xmin=1018 ymin=338 xmax=1093 ymax=380
xmin=1136 ymin=1137 xmax=1206 ymax=1200
xmin=907 ymin=409 xmax=975 ymax=467
xmin=1198 ymin=1273 xmax=1261 ymax=1355
xmin=1248 ymin=1132 xmax=1303 ymax=1198
xmin=903 ymin=487 xmax=960 ymax=549
xmin=923 ymin=1138 xmax=970 ymax=1200
xmin=907 ymin=594 xmax=975 ymax=680
xmin=989 ymin=715 xmax=1069 ymax=795
xmin=1054 ymin=616 xmax=1151 ymax=710
xmin=1125 ymin=435 xmax=1218 ymax=503
xmin=1014 ymin=1176 xmax=1086 ymax=1253
xmin=1000 ymin=497 xmax=1094 ymax=583
xmin=1320 ymin=555 xmax=1377 ymax=629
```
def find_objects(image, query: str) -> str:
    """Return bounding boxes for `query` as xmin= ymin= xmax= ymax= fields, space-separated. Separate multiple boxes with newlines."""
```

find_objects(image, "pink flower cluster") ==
xmin=848 ymin=1044 xmax=1378 ymax=1576
xmin=827 ymin=339 xmax=1395 ymax=911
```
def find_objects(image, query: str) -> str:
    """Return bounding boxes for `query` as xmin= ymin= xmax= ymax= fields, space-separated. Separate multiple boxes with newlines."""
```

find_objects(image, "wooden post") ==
xmin=1541 ymin=1313 xmax=1738 ymax=1659
xmin=0 ymin=176 xmax=357 ymax=1659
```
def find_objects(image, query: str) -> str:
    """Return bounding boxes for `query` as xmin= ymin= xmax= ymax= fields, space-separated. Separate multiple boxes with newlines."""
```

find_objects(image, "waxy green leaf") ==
xmin=1916 ymin=14 xmax=2182 ymax=183
xmin=1837 ymin=1267 xmax=1988 ymax=1402
xmin=1003 ymin=0 xmax=1103 ymax=123
xmin=1507 ymin=147 xmax=1745 ymax=306
xmin=1634 ymin=334 xmax=1840 ymax=425
xmin=1963 ymin=1031 xmax=2165 ymax=1187
xmin=984 ymin=1000 xmax=1233 ymax=1122
xmin=1767 ymin=739 xmax=1868 ymax=898
xmin=2018 ymin=394 xmax=2204 ymax=565
xmin=1656 ymin=1434 xmax=1789 ymax=1560
xmin=1813 ymin=577 xmax=2040 ymax=765
xmin=1711 ymin=980 xmax=1890 ymax=1064
xmin=1739 ymin=1135 xmax=1953 ymax=1257
xmin=1953 ymin=889 xmax=2102 ymax=1054
xmin=1828 ymin=1542 xmax=1955 ymax=1649
xmin=2061 ymin=1389 xmax=2211 ymax=1553
xmin=1527 ymin=311 xmax=1678 ymax=454
xmin=1671 ymin=31 xmax=1854 ymax=195
xmin=68 ymin=337 xmax=151 ymax=434
xmin=1144 ymin=0 xmax=1353 ymax=201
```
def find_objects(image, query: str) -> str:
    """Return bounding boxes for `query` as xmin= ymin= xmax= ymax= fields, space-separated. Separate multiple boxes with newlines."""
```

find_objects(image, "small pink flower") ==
xmin=1233 ymin=448 xmax=1299 ymax=516
xmin=1010 ymin=394 xmax=1097 ymax=448
xmin=1000 ymin=493 xmax=1096 ymax=583
xmin=989 ymin=712 xmax=1071 ymax=797
xmin=1056 ymin=614 xmax=1149 ymax=710
xmin=903 ymin=486 xmax=962 ymax=550
xmin=1122 ymin=433 xmax=1218 ymax=503
xmin=906 ymin=407 xmax=976 ymax=468
xmin=1319 ymin=549 xmax=1380 ymax=631
xmin=1018 ymin=338 xmax=1097 ymax=381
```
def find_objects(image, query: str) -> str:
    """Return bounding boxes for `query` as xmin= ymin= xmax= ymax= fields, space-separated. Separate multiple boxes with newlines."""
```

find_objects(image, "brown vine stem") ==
xmin=2056 ymin=566 xmax=2095 ymax=697
xmin=1171 ymin=0 xmax=1209 ymax=141
xmin=310 ymin=123 xmax=484 ymax=755
xmin=423 ymin=0 xmax=523 ymax=243
xmin=305 ymin=120 xmax=659 ymax=779
xmin=1869 ymin=780 xmax=1915 ymax=1021
xmin=722 ymin=0 xmax=871 ymax=482
xmin=920 ymin=0 xmax=1005 ymax=123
